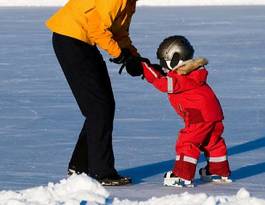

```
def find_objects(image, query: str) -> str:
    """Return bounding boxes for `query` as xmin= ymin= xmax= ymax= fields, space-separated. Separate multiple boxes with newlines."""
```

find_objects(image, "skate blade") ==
xmin=164 ymin=178 xmax=194 ymax=188
xmin=101 ymin=179 xmax=132 ymax=186
xmin=212 ymin=177 xmax=232 ymax=184
xmin=201 ymin=176 xmax=232 ymax=184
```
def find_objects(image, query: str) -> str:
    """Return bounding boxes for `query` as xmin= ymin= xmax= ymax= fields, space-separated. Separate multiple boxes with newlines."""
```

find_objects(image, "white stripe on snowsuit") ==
xmin=145 ymin=63 xmax=158 ymax=78
xmin=176 ymin=155 xmax=197 ymax=164
xmin=208 ymin=156 xmax=227 ymax=162
xmin=167 ymin=76 xmax=173 ymax=93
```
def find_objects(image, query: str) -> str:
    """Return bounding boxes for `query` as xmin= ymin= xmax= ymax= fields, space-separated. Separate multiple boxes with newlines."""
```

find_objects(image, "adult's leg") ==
xmin=68 ymin=124 xmax=88 ymax=174
xmin=52 ymin=33 xmax=117 ymax=178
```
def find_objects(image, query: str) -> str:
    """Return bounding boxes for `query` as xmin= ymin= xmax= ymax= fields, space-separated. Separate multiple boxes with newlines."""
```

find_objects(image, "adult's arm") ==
xmin=83 ymin=0 xmax=136 ymax=58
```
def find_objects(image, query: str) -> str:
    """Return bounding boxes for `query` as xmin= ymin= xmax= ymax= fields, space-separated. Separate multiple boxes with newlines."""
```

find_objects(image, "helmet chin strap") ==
xmin=165 ymin=60 xmax=184 ymax=71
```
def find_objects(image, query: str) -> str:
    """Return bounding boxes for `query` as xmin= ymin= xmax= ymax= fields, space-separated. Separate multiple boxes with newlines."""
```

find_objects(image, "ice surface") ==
xmin=0 ymin=6 xmax=265 ymax=204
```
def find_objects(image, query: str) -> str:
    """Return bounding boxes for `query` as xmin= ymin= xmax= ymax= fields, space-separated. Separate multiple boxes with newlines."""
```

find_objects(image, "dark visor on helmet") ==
xmin=159 ymin=53 xmax=181 ymax=70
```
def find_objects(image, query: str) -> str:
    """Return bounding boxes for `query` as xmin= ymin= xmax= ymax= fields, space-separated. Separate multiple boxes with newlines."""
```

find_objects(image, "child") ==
xmin=142 ymin=35 xmax=231 ymax=187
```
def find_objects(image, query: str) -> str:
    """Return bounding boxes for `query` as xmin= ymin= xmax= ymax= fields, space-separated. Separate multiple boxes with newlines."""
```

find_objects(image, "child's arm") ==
xmin=142 ymin=62 xmax=168 ymax=92
xmin=142 ymin=62 xmax=206 ymax=93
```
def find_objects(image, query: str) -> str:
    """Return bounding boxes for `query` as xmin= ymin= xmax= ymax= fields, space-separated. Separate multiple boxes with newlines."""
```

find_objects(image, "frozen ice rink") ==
xmin=0 ymin=6 xmax=265 ymax=203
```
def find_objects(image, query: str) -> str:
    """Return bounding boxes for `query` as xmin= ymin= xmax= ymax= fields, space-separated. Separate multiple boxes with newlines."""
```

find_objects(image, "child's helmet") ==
xmin=156 ymin=35 xmax=194 ymax=70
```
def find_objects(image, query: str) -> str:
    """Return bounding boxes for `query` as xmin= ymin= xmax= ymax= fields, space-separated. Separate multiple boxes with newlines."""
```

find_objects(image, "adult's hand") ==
xmin=109 ymin=48 xmax=131 ymax=65
xmin=125 ymin=56 xmax=148 ymax=77
xmin=110 ymin=48 xmax=132 ymax=74
xmin=110 ymin=49 xmax=150 ymax=77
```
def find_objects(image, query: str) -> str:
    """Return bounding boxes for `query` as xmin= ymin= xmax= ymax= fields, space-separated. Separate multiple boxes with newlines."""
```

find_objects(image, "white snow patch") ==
xmin=113 ymin=189 xmax=265 ymax=205
xmin=0 ymin=175 xmax=265 ymax=205
xmin=0 ymin=174 xmax=109 ymax=205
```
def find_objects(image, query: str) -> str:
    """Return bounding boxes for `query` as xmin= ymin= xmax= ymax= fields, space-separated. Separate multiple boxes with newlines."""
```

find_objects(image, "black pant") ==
xmin=52 ymin=33 xmax=117 ymax=178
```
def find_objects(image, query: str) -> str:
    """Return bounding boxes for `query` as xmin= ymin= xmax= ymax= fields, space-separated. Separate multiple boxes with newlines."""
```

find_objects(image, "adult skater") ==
xmin=46 ymin=0 xmax=145 ymax=186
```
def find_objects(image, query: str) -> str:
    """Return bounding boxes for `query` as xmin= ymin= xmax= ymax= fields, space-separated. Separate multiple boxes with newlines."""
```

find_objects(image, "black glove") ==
xmin=109 ymin=49 xmax=132 ymax=74
xmin=125 ymin=56 xmax=152 ymax=77
xmin=109 ymin=49 xmax=131 ymax=65
xmin=124 ymin=56 xmax=143 ymax=77
xmin=110 ymin=49 xmax=150 ymax=77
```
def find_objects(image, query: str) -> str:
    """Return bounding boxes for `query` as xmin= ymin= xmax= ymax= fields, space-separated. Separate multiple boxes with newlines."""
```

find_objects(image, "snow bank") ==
xmin=0 ymin=174 xmax=265 ymax=205
xmin=0 ymin=174 xmax=109 ymax=205
xmin=1 ymin=0 xmax=265 ymax=7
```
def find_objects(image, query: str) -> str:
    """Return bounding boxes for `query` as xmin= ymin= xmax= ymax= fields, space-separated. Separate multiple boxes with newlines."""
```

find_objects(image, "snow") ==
xmin=1 ymin=5 xmax=265 ymax=205
xmin=1 ymin=174 xmax=265 ymax=205
xmin=1 ymin=0 xmax=265 ymax=7
xmin=0 ymin=174 xmax=109 ymax=205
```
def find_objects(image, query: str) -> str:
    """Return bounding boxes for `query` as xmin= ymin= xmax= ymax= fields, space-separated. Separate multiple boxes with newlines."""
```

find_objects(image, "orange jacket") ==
xmin=46 ymin=0 xmax=137 ymax=58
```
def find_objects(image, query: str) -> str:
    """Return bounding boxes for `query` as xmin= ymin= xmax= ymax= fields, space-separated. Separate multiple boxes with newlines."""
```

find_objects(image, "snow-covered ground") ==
xmin=0 ymin=5 xmax=265 ymax=205
xmin=1 ymin=0 xmax=265 ymax=6
xmin=1 ymin=174 xmax=265 ymax=205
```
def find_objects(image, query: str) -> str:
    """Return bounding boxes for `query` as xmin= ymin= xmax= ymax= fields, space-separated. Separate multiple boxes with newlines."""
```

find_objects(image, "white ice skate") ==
xmin=163 ymin=171 xmax=194 ymax=188
xmin=199 ymin=168 xmax=232 ymax=184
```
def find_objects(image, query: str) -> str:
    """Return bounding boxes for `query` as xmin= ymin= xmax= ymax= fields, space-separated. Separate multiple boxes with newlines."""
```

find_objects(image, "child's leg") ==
xmin=202 ymin=121 xmax=231 ymax=177
xmin=173 ymin=122 xmax=214 ymax=181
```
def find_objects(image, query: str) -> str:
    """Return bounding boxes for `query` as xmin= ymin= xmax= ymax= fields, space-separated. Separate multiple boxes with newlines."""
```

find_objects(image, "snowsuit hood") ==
xmin=175 ymin=57 xmax=208 ymax=75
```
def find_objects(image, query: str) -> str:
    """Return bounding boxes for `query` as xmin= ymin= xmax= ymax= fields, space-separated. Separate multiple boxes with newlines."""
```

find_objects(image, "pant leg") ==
xmin=67 ymin=123 xmax=88 ymax=174
xmin=173 ymin=122 xmax=215 ymax=180
xmin=52 ymin=33 xmax=117 ymax=178
xmin=202 ymin=121 xmax=231 ymax=177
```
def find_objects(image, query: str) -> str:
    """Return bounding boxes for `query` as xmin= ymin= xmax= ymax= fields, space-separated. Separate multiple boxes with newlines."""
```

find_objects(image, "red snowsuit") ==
xmin=142 ymin=62 xmax=231 ymax=180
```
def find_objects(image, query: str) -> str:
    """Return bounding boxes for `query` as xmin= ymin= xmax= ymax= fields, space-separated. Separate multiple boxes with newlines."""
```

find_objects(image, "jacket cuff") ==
xmin=142 ymin=62 xmax=160 ymax=83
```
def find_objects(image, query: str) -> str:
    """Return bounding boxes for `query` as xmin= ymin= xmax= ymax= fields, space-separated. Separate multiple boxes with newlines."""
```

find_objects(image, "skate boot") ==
xmin=199 ymin=168 xmax=232 ymax=183
xmin=98 ymin=174 xmax=132 ymax=186
xmin=67 ymin=168 xmax=82 ymax=177
xmin=68 ymin=169 xmax=132 ymax=186
xmin=163 ymin=171 xmax=194 ymax=188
